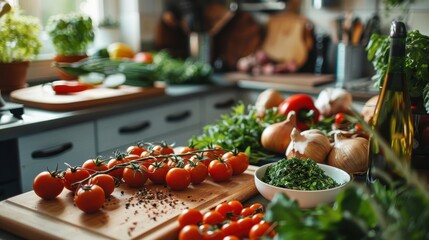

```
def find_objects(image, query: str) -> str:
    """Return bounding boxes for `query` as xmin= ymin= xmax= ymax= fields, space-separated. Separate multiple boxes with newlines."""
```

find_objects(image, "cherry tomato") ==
xmin=179 ymin=145 xmax=198 ymax=160
xmin=199 ymin=224 xmax=225 ymax=240
xmin=223 ymin=236 xmax=240 ymax=240
xmin=178 ymin=208 xmax=203 ymax=228
xmin=179 ymin=225 xmax=204 ymax=240
xmin=74 ymin=184 xmax=105 ymax=213
xmin=249 ymin=203 xmax=264 ymax=213
xmin=62 ymin=166 xmax=90 ymax=192
xmin=107 ymin=153 xmax=127 ymax=180
xmin=208 ymin=159 xmax=233 ymax=182
xmin=249 ymin=222 xmax=275 ymax=239
xmin=227 ymin=200 xmax=243 ymax=216
xmin=126 ymin=144 xmax=146 ymax=156
xmin=122 ymin=164 xmax=148 ymax=188
xmin=190 ymin=153 xmax=212 ymax=168
xmin=89 ymin=174 xmax=116 ymax=197
xmin=203 ymin=145 xmax=226 ymax=162
xmin=221 ymin=221 xmax=241 ymax=237
xmin=184 ymin=161 xmax=208 ymax=185
xmin=215 ymin=202 xmax=234 ymax=219
xmin=237 ymin=217 xmax=254 ymax=238
xmin=148 ymin=162 xmax=170 ymax=184
xmin=203 ymin=210 xmax=225 ymax=225
xmin=82 ymin=157 xmax=108 ymax=173
xmin=240 ymin=207 xmax=256 ymax=217
xmin=222 ymin=151 xmax=249 ymax=175
xmin=152 ymin=142 xmax=174 ymax=155
xmin=334 ymin=112 xmax=346 ymax=124
xmin=251 ymin=213 xmax=265 ymax=225
xmin=33 ymin=170 xmax=64 ymax=200
xmin=166 ymin=168 xmax=191 ymax=191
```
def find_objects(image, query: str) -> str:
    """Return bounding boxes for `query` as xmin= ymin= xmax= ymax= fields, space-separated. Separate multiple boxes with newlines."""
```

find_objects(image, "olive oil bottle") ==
xmin=366 ymin=21 xmax=414 ymax=185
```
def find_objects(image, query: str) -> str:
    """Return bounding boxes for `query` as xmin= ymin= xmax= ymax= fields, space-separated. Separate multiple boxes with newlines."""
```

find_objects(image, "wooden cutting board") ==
xmin=0 ymin=166 xmax=258 ymax=240
xmin=9 ymin=84 xmax=165 ymax=111
xmin=224 ymin=72 xmax=334 ymax=87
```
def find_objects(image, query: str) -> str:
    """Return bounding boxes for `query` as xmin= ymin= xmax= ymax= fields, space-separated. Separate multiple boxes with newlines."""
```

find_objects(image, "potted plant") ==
xmin=46 ymin=12 xmax=94 ymax=80
xmin=0 ymin=7 xmax=42 ymax=93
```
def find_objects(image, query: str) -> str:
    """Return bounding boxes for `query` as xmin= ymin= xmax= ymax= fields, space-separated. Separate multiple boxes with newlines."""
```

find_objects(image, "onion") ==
xmin=255 ymin=88 xmax=284 ymax=117
xmin=285 ymin=128 xmax=332 ymax=163
xmin=327 ymin=133 xmax=368 ymax=174
xmin=261 ymin=111 xmax=297 ymax=153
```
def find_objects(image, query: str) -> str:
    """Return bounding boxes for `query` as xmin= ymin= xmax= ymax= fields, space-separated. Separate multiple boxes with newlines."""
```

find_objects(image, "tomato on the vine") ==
xmin=221 ymin=221 xmax=241 ymax=237
xmin=107 ymin=152 xmax=127 ymax=180
xmin=249 ymin=222 xmax=275 ymax=239
xmin=152 ymin=142 xmax=174 ymax=155
xmin=237 ymin=217 xmax=254 ymax=238
xmin=203 ymin=145 xmax=226 ymax=162
xmin=240 ymin=207 xmax=256 ymax=217
xmin=203 ymin=210 xmax=225 ymax=225
xmin=222 ymin=151 xmax=249 ymax=175
xmin=184 ymin=161 xmax=208 ymax=185
xmin=147 ymin=162 xmax=170 ymax=184
xmin=179 ymin=144 xmax=198 ymax=160
xmin=227 ymin=200 xmax=243 ymax=216
xmin=334 ymin=112 xmax=346 ymax=124
xmin=178 ymin=208 xmax=203 ymax=228
xmin=215 ymin=202 xmax=234 ymax=219
xmin=33 ymin=170 xmax=64 ymax=200
xmin=208 ymin=159 xmax=233 ymax=182
xmin=179 ymin=225 xmax=204 ymax=240
xmin=199 ymin=223 xmax=225 ymax=240
xmin=74 ymin=184 xmax=105 ymax=213
xmin=166 ymin=167 xmax=191 ymax=191
xmin=89 ymin=174 xmax=116 ymax=197
xmin=62 ymin=166 xmax=90 ymax=192
xmin=126 ymin=144 xmax=146 ymax=156
xmin=82 ymin=157 xmax=108 ymax=173
xmin=122 ymin=163 xmax=148 ymax=188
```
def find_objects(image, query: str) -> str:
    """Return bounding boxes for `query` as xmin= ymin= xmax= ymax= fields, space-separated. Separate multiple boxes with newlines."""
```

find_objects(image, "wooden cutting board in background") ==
xmin=224 ymin=72 xmax=335 ymax=87
xmin=10 ymin=84 xmax=165 ymax=111
xmin=0 ymin=166 xmax=258 ymax=240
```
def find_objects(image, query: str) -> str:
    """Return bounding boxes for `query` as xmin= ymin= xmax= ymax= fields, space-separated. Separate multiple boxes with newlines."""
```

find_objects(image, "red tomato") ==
xmin=208 ymin=159 xmax=233 ymax=182
xmin=166 ymin=168 xmax=191 ymax=191
xmin=215 ymin=202 xmax=234 ymax=219
xmin=249 ymin=222 xmax=275 ymax=239
xmin=222 ymin=151 xmax=249 ymax=175
xmin=203 ymin=145 xmax=226 ymax=162
xmin=89 ymin=174 xmax=116 ymax=197
xmin=126 ymin=144 xmax=146 ymax=156
xmin=199 ymin=224 xmax=225 ymax=240
xmin=191 ymin=153 xmax=212 ymax=168
xmin=122 ymin=164 xmax=148 ymax=188
xmin=227 ymin=200 xmax=243 ymax=216
xmin=179 ymin=225 xmax=204 ymax=240
xmin=133 ymin=52 xmax=153 ymax=64
xmin=249 ymin=203 xmax=264 ymax=213
xmin=221 ymin=221 xmax=241 ymax=237
xmin=178 ymin=208 xmax=203 ymax=228
xmin=179 ymin=146 xmax=199 ymax=160
xmin=237 ymin=217 xmax=254 ymax=238
xmin=251 ymin=213 xmax=265 ymax=225
xmin=152 ymin=142 xmax=174 ymax=155
xmin=223 ymin=236 xmax=240 ymax=240
xmin=82 ymin=157 xmax=108 ymax=173
xmin=240 ymin=207 xmax=256 ymax=217
xmin=74 ymin=184 xmax=105 ymax=213
xmin=203 ymin=210 xmax=225 ymax=225
xmin=184 ymin=161 xmax=208 ymax=185
xmin=33 ymin=170 xmax=64 ymax=200
xmin=51 ymin=80 xmax=92 ymax=94
xmin=334 ymin=112 xmax=346 ymax=124
xmin=107 ymin=154 xmax=126 ymax=180
xmin=62 ymin=166 xmax=90 ymax=192
xmin=148 ymin=162 xmax=170 ymax=184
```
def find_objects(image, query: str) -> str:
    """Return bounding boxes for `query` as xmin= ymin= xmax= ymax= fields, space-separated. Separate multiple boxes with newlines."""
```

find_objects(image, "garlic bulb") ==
xmin=315 ymin=88 xmax=353 ymax=116
xmin=286 ymin=128 xmax=332 ymax=163
xmin=261 ymin=111 xmax=297 ymax=153
xmin=327 ymin=133 xmax=368 ymax=174
xmin=255 ymin=88 xmax=284 ymax=117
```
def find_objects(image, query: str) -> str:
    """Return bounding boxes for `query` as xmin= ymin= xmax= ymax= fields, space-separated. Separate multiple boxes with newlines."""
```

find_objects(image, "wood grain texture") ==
xmin=0 ymin=166 xmax=258 ymax=240
xmin=224 ymin=72 xmax=334 ymax=87
xmin=10 ymin=84 xmax=165 ymax=111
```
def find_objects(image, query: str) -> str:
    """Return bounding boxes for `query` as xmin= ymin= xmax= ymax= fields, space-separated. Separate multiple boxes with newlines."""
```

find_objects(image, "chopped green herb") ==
xmin=263 ymin=158 xmax=339 ymax=190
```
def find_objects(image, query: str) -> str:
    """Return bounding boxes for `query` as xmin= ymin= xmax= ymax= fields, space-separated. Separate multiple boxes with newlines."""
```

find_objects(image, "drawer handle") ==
xmin=119 ymin=121 xmax=151 ymax=134
xmin=214 ymin=99 xmax=236 ymax=109
xmin=166 ymin=110 xmax=191 ymax=122
xmin=31 ymin=142 xmax=73 ymax=159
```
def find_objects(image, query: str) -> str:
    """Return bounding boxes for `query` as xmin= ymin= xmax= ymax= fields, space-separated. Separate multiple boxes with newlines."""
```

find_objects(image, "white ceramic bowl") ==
xmin=254 ymin=162 xmax=351 ymax=208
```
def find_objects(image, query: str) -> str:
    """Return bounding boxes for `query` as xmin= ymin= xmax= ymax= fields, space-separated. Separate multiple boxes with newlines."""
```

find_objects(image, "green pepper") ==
xmin=278 ymin=94 xmax=320 ymax=130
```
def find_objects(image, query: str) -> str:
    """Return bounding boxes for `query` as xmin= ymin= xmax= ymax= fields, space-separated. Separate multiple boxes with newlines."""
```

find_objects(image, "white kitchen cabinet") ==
xmin=18 ymin=122 xmax=96 ymax=192
xmin=201 ymin=90 xmax=240 ymax=125
xmin=96 ymin=98 xmax=202 ymax=155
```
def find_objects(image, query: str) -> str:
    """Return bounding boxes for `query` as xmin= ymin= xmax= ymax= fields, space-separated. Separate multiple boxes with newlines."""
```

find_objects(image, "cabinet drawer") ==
xmin=18 ymin=122 xmax=96 ymax=192
xmin=96 ymin=99 xmax=201 ymax=153
xmin=202 ymin=91 xmax=239 ymax=125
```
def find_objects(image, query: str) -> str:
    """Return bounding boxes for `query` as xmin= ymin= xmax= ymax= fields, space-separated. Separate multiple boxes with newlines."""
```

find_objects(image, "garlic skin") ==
xmin=261 ymin=111 xmax=297 ymax=153
xmin=315 ymin=88 xmax=353 ymax=116
xmin=327 ymin=133 xmax=369 ymax=174
xmin=255 ymin=88 xmax=284 ymax=117
xmin=285 ymin=128 xmax=332 ymax=163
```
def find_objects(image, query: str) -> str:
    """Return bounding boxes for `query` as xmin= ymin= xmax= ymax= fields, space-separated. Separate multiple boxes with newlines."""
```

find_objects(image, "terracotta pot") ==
xmin=53 ymin=54 xmax=88 ymax=80
xmin=0 ymin=61 xmax=30 ymax=94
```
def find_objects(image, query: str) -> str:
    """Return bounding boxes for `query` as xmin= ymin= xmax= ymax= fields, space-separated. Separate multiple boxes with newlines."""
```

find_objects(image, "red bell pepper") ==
xmin=278 ymin=94 xmax=320 ymax=130
xmin=50 ymin=80 xmax=93 ymax=94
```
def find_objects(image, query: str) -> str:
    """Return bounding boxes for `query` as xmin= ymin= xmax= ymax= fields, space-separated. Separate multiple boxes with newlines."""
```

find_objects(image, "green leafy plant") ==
xmin=46 ymin=12 xmax=94 ymax=56
xmin=366 ymin=30 xmax=429 ymax=112
xmin=0 ymin=8 xmax=42 ymax=63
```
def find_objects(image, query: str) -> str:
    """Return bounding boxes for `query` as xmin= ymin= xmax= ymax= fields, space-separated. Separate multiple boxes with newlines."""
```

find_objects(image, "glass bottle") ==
xmin=366 ymin=21 xmax=414 ymax=185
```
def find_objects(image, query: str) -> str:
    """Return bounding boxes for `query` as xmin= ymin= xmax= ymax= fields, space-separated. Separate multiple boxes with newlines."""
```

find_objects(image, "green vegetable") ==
xmin=190 ymin=103 xmax=285 ymax=164
xmin=0 ymin=8 xmax=42 ymax=63
xmin=366 ymin=30 xmax=429 ymax=112
xmin=263 ymin=158 xmax=340 ymax=190
xmin=46 ymin=12 xmax=94 ymax=56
